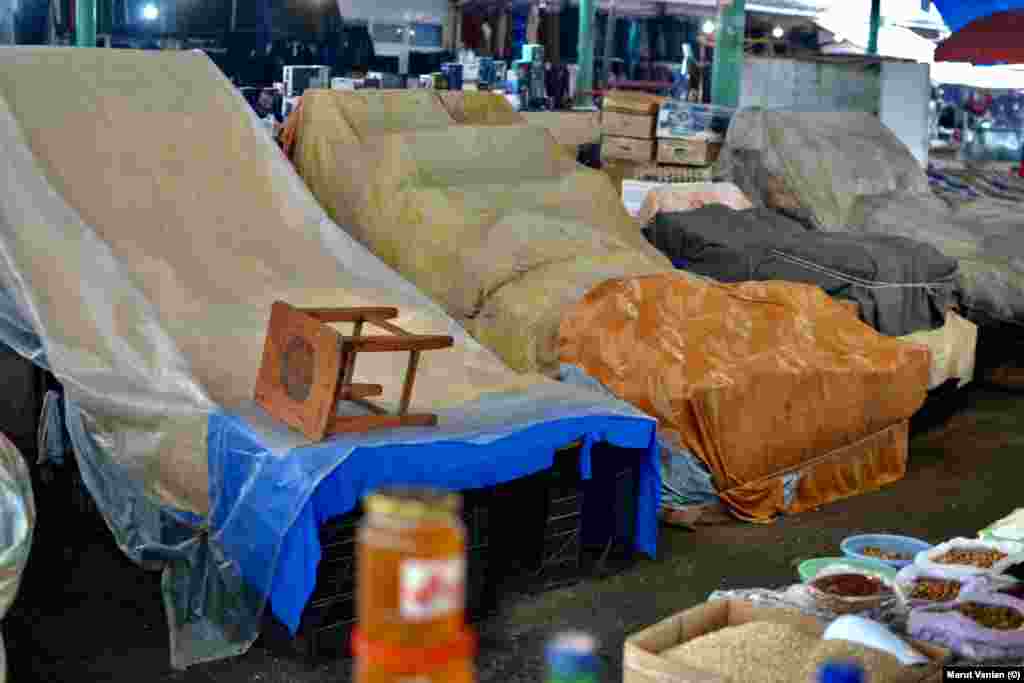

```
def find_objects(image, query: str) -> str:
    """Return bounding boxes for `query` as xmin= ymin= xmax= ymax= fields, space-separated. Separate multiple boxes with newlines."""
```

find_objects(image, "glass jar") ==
xmin=354 ymin=487 xmax=476 ymax=683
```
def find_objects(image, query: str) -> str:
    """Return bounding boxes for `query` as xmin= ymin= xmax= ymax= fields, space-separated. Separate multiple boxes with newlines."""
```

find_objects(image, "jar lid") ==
xmin=365 ymin=487 xmax=459 ymax=521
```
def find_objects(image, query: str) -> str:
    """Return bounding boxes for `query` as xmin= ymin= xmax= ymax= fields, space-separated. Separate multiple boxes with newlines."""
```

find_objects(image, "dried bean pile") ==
xmin=910 ymin=579 xmax=962 ymax=603
xmin=933 ymin=549 xmax=1008 ymax=568
xmin=863 ymin=546 xmax=913 ymax=562
xmin=953 ymin=602 xmax=1024 ymax=631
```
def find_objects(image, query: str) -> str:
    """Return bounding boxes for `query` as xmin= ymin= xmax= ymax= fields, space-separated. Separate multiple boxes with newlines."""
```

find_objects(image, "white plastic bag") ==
xmin=914 ymin=537 xmax=1024 ymax=580
xmin=894 ymin=563 xmax=1017 ymax=610
xmin=908 ymin=592 xmax=1024 ymax=660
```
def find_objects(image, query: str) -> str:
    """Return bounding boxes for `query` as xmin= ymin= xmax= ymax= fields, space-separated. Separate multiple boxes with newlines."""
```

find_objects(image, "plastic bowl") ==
xmin=841 ymin=534 xmax=932 ymax=570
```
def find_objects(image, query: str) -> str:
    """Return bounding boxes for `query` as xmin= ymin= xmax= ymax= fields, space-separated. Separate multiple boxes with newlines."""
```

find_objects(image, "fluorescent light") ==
xmin=702 ymin=20 xmax=716 ymax=35
xmin=142 ymin=3 xmax=159 ymax=20
xmin=772 ymin=25 xmax=784 ymax=39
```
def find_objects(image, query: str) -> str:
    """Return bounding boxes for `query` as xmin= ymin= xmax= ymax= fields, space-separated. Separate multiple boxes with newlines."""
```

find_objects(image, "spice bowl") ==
xmin=841 ymin=534 xmax=932 ymax=570
xmin=805 ymin=565 xmax=897 ymax=615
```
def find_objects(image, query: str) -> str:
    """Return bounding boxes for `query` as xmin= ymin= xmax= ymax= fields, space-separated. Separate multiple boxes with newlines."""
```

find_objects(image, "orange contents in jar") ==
xmin=354 ymin=488 xmax=476 ymax=683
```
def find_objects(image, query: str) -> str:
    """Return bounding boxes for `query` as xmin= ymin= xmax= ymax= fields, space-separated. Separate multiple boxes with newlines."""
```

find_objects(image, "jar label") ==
xmin=400 ymin=558 xmax=465 ymax=620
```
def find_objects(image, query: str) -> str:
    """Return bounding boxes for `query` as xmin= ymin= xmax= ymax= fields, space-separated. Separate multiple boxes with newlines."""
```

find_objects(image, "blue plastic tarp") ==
xmin=933 ymin=0 xmax=1024 ymax=32
xmin=210 ymin=400 xmax=660 ymax=635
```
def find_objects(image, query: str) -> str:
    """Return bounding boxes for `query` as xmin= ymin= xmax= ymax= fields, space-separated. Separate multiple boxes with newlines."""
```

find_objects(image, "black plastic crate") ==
xmin=580 ymin=442 xmax=642 ymax=575
xmin=259 ymin=443 xmax=645 ymax=660
xmin=490 ymin=443 xmax=644 ymax=595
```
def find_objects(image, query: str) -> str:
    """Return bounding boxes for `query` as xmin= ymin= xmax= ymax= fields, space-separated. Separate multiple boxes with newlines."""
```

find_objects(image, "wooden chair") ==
xmin=254 ymin=301 xmax=454 ymax=441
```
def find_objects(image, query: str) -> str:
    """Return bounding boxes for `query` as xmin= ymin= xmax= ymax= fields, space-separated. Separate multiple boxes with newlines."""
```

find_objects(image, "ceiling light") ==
xmin=702 ymin=20 xmax=716 ymax=35
xmin=141 ymin=3 xmax=159 ymax=20
xmin=772 ymin=25 xmax=784 ymax=39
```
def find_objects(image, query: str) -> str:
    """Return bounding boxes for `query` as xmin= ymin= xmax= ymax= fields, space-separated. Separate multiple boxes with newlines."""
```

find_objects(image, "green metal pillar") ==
xmin=575 ymin=0 xmax=597 ymax=107
xmin=76 ymin=0 xmax=97 ymax=47
xmin=626 ymin=20 xmax=641 ymax=80
xmin=601 ymin=1 xmax=617 ymax=88
xmin=710 ymin=0 xmax=745 ymax=108
xmin=867 ymin=0 xmax=881 ymax=56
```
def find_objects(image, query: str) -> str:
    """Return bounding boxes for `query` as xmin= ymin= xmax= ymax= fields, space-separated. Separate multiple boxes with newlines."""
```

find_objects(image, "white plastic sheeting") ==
xmin=0 ymin=433 xmax=34 ymax=683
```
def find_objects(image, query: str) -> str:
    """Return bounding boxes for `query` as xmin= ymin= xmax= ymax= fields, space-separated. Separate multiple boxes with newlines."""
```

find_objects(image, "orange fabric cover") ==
xmin=559 ymin=275 xmax=930 ymax=521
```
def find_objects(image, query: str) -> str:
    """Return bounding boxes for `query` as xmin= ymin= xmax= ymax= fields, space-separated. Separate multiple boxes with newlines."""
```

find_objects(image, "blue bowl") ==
xmin=840 ymin=534 xmax=933 ymax=570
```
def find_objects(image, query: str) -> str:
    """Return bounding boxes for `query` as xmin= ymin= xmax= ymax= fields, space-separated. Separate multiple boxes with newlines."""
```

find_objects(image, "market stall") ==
xmin=284 ymin=88 xmax=933 ymax=525
xmin=623 ymin=519 xmax=1024 ymax=681
xmin=0 ymin=47 xmax=663 ymax=669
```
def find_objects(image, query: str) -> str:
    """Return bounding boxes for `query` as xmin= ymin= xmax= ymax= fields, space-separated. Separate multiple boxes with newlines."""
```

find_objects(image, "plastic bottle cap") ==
xmin=819 ymin=661 xmax=865 ymax=683
xmin=546 ymin=631 xmax=600 ymax=678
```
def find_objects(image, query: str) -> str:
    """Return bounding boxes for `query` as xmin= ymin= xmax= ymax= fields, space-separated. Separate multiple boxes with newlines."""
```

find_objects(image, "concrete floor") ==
xmin=5 ymin=386 xmax=1022 ymax=682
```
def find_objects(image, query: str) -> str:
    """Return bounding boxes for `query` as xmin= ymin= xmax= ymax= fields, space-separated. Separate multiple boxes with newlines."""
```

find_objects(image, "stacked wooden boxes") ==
xmin=654 ymin=101 xmax=734 ymax=169
xmin=600 ymin=91 xmax=665 ymax=165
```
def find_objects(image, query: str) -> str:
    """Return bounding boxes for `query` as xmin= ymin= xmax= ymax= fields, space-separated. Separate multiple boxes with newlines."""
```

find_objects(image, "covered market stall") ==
xmin=282 ymin=87 xmax=933 ymax=525
xmin=0 ymin=47 xmax=665 ymax=668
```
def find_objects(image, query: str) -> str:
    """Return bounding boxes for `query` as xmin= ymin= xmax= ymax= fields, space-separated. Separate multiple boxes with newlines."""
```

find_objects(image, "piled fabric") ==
xmin=722 ymin=110 xmax=1024 ymax=326
xmin=638 ymin=183 xmax=977 ymax=390
xmin=929 ymin=164 xmax=1024 ymax=207
xmin=642 ymin=203 xmax=958 ymax=337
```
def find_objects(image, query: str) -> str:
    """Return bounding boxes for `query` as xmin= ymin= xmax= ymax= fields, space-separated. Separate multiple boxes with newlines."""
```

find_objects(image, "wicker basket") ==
xmin=806 ymin=567 xmax=897 ymax=615
xmin=806 ymin=583 xmax=891 ymax=615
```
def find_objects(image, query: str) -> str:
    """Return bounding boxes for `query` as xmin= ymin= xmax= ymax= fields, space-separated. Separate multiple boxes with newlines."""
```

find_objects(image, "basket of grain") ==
xmin=805 ymin=565 xmax=897 ymax=615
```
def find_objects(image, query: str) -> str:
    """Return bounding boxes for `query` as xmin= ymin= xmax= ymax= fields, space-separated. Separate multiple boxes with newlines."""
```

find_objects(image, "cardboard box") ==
xmin=603 ymin=90 xmax=665 ymax=116
xmin=602 ymin=111 xmax=656 ymax=140
xmin=602 ymin=136 xmax=655 ymax=164
xmin=623 ymin=599 xmax=951 ymax=683
xmin=656 ymin=101 xmax=734 ymax=140
xmin=656 ymin=137 xmax=723 ymax=167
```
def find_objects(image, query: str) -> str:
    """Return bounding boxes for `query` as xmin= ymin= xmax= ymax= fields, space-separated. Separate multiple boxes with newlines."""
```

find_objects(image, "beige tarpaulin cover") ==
xmin=560 ymin=276 xmax=930 ymax=520
xmin=436 ymin=90 xmax=526 ymax=125
xmin=286 ymin=88 xmax=674 ymax=374
xmin=722 ymin=109 xmax=1024 ymax=325
xmin=0 ymin=433 xmax=33 ymax=683
xmin=0 ymin=49 xmax=662 ymax=667
xmin=284 ymin=89 xmax=933 ymax=521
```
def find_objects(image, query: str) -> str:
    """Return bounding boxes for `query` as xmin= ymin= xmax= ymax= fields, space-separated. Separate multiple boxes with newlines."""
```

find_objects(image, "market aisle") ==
xmin=5 ymin=387 xmax=1021 ymax=682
